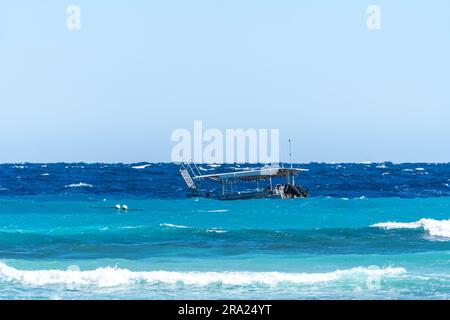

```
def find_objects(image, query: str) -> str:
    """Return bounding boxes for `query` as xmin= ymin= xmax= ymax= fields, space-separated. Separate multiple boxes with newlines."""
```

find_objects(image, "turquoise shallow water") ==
xmin=0 ymin=196 xmax=449 ymax=299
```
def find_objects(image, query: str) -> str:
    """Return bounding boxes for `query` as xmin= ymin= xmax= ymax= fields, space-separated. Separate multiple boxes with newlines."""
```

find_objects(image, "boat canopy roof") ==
xmin=193 ymin=167 xmax=304 ymax=182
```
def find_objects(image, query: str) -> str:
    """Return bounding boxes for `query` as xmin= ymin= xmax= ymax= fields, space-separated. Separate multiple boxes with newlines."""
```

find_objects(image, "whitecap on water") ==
xmin=205 ymin=228 xmax=227 ymax=233
xmin=64 ymin=182 xmax=93 ymax=188
xmin=120 ymin=226 xmax=144 ymax=230
xmin=371 ymin=218 xmax=450 ymax=239
xmin=159 ymin=223 xmax=191 ymax=229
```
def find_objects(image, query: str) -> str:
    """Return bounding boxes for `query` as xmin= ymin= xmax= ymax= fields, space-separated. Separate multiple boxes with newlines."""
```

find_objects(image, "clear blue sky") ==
xmin=0 ymin=1 xmax=449 ymax=163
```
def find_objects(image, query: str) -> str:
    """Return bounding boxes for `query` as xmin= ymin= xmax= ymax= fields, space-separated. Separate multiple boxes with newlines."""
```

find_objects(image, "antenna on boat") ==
xmin=289 ymin=139 xmax=295 ymax=186
xmin=288 ymin=139 xmax=293 ymax=169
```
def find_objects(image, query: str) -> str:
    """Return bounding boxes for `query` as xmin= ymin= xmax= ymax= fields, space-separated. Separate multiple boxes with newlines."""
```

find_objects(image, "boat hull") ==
xmin=188 ymin=187 xmax=309 ymax=200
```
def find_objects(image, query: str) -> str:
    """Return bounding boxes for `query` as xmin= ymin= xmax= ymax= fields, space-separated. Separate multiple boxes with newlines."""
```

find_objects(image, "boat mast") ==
xmin=289 ymin=139 xmax=295 ymax=185
xmin=289 ymin=139 xmax=293 ymax=169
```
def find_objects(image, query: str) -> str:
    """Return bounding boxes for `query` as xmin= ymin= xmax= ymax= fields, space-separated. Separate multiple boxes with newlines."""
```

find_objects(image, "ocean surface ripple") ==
xmin=0 ymin=163 xmax=449 ymax=299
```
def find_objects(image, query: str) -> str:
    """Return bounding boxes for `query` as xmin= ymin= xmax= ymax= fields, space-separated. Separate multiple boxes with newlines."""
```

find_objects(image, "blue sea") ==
xmin=0 ymin=162 xmax=449 ymax=299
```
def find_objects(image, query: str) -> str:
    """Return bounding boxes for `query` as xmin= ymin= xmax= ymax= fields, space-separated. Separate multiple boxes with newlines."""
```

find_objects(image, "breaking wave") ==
xmin=159 ymin=223 xmax=191 ymax=229
xmin=206 ymin=228 xmax=227 ymax=233
xmin=0 ymin=262 xmax=405 ymax=288
xmin=372 ymin=218 xmax=450 ymax=238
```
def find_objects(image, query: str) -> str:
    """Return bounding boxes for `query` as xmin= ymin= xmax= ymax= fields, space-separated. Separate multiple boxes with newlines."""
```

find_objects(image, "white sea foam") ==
xmin=372 ymin=218 xmax=450 ymax=238
xmin=206 ymin=228 xmax=227 ymax=233
xmin=131 ymin=164 xmax=151 ymax=169
xmin=198 ymin=209 xmax=230 ymax=213
xmin=41 ymin=173 xmax=50 ymax=176
xmin=376 ymin=164 xmax=387 ymax=169
xmin=160 ymin=223 xmax=191 ymax=229
xmin=0 ymin=262 xmax=405 ymax=288
xmin=64 ymin=182 xmax=93 ymax=188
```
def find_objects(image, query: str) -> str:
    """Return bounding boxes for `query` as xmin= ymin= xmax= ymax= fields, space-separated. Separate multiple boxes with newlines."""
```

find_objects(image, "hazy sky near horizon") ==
xmin=1 ymin=1 xmax=449 ymax=163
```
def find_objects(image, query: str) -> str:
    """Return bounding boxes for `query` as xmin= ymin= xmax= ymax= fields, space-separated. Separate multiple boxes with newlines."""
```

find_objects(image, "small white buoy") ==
xmin=121 ymin=204 xmax=128 ymax=211
xmin=115 ymin=204 xmax=121 ymax=209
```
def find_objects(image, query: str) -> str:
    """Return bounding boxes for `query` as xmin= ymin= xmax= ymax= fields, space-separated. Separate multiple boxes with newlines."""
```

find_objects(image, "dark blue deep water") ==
xmin=1 ymin=162 xmax=449 ymax=199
